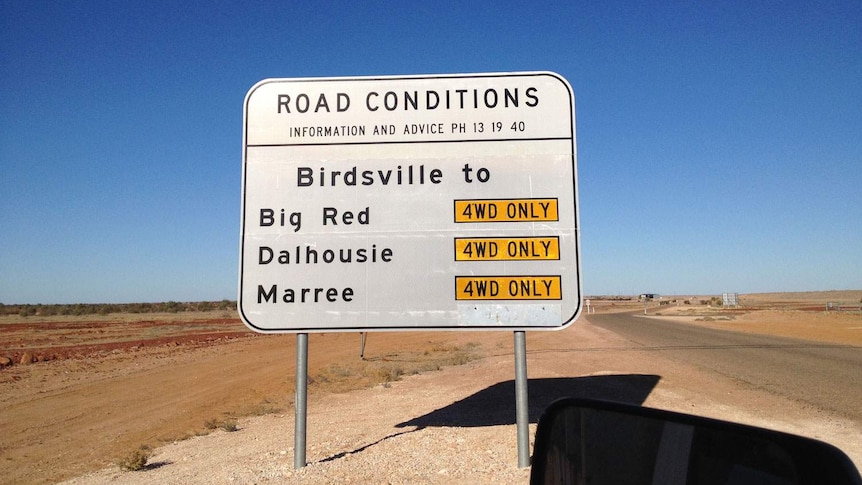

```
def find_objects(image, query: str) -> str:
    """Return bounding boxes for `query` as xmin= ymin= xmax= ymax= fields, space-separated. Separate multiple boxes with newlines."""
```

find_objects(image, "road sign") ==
xmin=239 ymin=72 xmax=580 ymax=332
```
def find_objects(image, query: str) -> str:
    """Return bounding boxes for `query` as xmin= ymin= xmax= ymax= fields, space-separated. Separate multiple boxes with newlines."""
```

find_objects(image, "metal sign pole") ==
xmin=514 ymin=330 xmax=530 ymax=468
xmin=294 ymin=333 xmax=308 ymax=469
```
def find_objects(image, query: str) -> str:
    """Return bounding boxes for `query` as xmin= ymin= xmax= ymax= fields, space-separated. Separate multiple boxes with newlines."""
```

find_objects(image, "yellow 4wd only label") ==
xmin=455 ymin=276 xmax=562 ymax=300
xmin=454 ymin=237 xmax=560 ymax=261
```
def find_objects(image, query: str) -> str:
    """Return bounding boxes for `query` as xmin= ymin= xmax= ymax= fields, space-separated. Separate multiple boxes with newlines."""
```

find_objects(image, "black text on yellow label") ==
xmin=455 ymin=276 xmax=562 ymax=300
xmin=455 ymin=237 xmax=560 ymax=261
xmin=454 ymin=198 xmax=558 ymax=222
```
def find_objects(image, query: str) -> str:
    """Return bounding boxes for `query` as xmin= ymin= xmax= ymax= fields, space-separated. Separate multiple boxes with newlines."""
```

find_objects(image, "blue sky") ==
xmin=1 ymin=0 xmax=860 ymax=304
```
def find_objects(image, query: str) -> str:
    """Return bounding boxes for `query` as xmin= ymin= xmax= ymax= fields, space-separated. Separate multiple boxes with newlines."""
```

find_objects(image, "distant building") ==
xmin=722 ymin=293 xmax=739 ymax=307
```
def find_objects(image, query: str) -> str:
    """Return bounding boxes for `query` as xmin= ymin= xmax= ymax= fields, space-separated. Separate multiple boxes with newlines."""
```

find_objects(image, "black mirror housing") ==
xmin=531 ymin=398 xmax=861 ymax=485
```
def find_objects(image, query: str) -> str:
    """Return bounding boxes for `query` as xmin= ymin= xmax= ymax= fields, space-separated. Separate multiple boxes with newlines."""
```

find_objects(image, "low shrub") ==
xmin=205 ymin=417 xmax=239 ymax=432
xmin=117 ymin=445 xmax=151 ymax=471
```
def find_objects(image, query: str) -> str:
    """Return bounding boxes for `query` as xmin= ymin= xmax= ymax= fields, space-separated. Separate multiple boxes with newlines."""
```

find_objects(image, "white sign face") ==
xmin=239 ymin=72 xmax=580 ymax=333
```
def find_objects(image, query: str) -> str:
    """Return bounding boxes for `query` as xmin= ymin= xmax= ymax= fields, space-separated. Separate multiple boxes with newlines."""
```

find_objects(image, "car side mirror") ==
xmin=531 ymin=398 xmax=861 ymax=485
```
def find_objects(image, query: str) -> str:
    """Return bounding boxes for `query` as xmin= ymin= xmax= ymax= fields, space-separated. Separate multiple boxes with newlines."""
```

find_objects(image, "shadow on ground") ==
xmin=396 ymin=374 xmax=661 ymax=429
xmin=316 ymin=374 xmax=660 ymax=464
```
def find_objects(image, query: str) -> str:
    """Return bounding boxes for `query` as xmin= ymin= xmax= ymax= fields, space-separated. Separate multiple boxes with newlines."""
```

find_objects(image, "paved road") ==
xmin=588 ymin=312 xmax=862 ymax=422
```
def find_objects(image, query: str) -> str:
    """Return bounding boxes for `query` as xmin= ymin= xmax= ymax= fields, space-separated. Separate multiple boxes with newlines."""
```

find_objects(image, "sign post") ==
xmin=294 ymin=333 xmax=308 ymax=469
xmin=239 ymin=72 xmax=580 ymax=468
xmin=514 ymin=331 xmax=530 ymax=467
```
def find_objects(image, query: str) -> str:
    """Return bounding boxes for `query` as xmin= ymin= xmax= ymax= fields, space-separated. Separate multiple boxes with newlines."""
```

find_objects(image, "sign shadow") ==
xmin=396 ymin=374 xmax=661 ymax=429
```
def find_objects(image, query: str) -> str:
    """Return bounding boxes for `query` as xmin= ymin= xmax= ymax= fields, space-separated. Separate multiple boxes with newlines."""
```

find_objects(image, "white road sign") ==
xmin=239 ymin=72 xmax=580 ymax=332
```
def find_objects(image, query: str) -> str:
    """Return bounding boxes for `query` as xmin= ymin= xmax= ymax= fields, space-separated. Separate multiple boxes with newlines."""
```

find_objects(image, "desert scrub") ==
xmin=117 ymin=445 xmax=152 ymax=471
xmin=246 ymin=397 xmax=284 ymax=416
xmin=205 ymin=417 xmax=239 ymax=432
xmin=313 ymin=364 xmax=357 ymax=385
xmin=308 ymin=342 xmax=482 ymax=393
xmin=374 ymin=364 xmax=405 ymax=383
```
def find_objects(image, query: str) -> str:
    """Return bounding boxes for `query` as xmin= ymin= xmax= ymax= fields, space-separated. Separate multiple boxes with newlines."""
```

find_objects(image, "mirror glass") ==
xmin=531 ymin=398 xmax=861 ymax=485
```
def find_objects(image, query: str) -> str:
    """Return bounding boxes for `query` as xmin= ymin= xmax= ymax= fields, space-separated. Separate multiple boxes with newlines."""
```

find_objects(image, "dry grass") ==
xmin=116 ymin=445 xmax=152 ymax=472
xmin=309 ymin=341 xmax=481 ymax=393
xmin=204 ymin=417 xmax=239 ymax=432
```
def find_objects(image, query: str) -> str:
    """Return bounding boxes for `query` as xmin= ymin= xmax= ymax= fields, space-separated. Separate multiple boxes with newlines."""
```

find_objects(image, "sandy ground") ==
xmin=1 ymin=291 xmax=860 ymax=484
